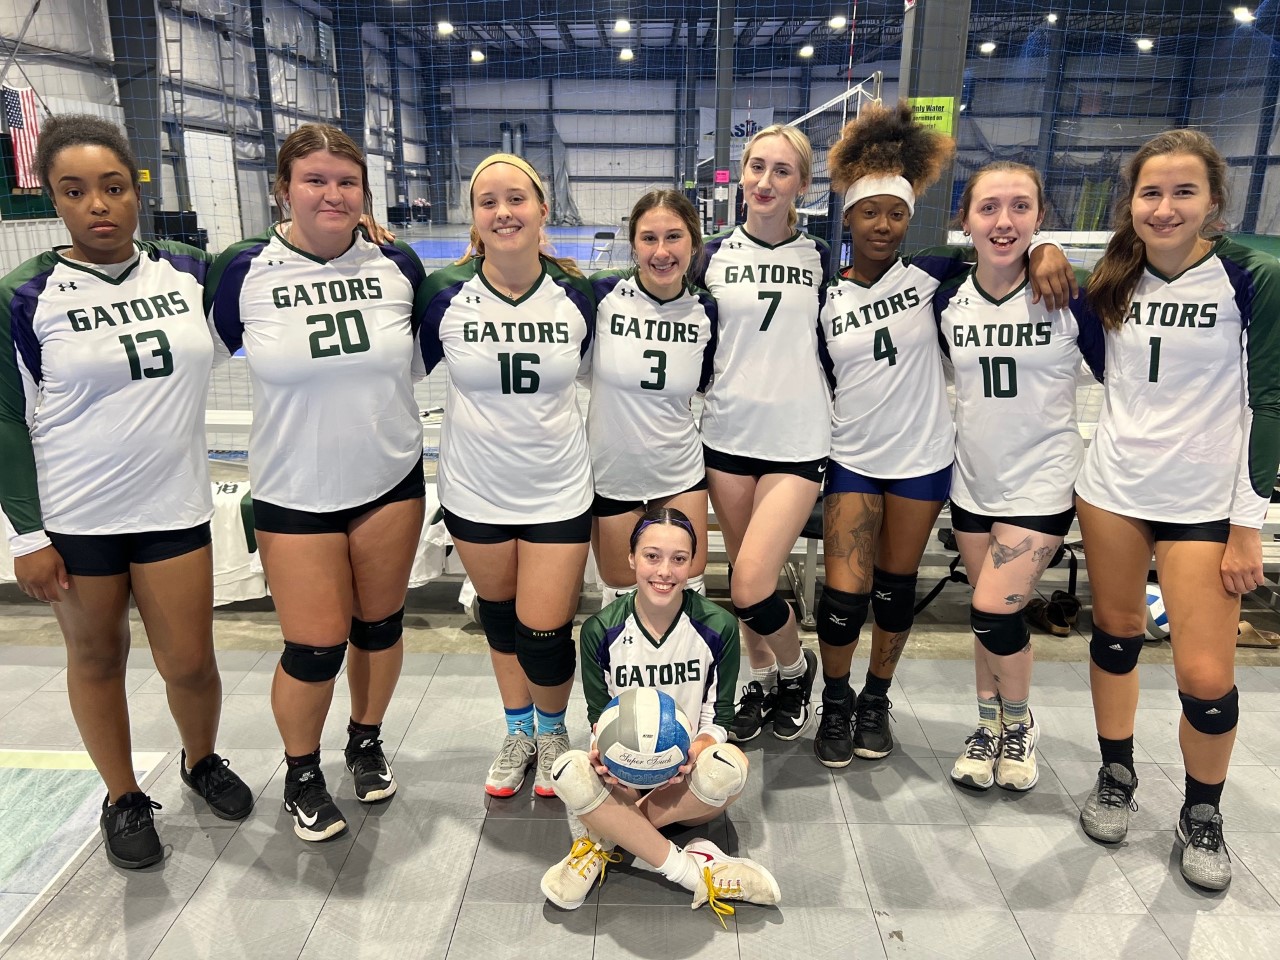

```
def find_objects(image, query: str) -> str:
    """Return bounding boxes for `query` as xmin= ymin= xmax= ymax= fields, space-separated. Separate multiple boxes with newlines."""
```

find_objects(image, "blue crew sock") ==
xmin=535 ymin=705 xmax=568 ymax=737
xmin=504 ymin=705 xmax=535 ymax=737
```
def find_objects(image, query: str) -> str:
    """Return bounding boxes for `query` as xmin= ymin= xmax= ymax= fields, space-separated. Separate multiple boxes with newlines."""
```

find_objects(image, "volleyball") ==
xmin=594 ymin=688 xmax=693 ymax=789
xmin=1145 ymin=584 xmax=1170 ymax=640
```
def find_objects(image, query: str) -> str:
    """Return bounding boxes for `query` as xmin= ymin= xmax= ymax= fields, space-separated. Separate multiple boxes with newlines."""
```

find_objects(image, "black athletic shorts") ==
xmin=252 ymin=460 xmax=426 ymax=535
xmin=1147 ymin=518 xmax=1231 ymax=544
xmin=703 ymin=445 xmax=827 ymax=484
xmin=950 ymin=502 xmax=1076 ymax=538
xmin=592 ymin=477 xmax=709 ymax=518
xmin=47 ymin=522 xmax=212 ymax=577
xmin=442 ymin=506 xmax=593 ymax=545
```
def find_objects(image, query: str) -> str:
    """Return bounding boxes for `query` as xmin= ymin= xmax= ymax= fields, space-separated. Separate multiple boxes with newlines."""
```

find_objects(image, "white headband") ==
xmin=843 ymin=174 xmax=916 ymax=216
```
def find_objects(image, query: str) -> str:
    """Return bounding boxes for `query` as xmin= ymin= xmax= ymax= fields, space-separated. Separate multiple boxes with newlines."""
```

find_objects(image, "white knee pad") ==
xmin=686 ymin=574 xmax=706 ymax=597
xmin=689 ymin=743 xmax=749 ymax=807
xmin=549 ymin=749 xmax=609 ymax=816
xmin=601 ymin=584 xmax=637 ymax=608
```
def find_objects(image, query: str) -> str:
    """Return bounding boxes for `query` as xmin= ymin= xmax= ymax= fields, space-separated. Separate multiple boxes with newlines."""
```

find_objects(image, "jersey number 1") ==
xmin=119 ymin=331 xmax=174 ymax=380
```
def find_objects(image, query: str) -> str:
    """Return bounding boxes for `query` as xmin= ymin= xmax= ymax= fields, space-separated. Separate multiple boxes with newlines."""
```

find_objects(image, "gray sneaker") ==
xmin=1177 ymin=804 xmax=1232 ymax=891
xmin=1080 ymin=763 xmax=1138 ymax=843
xmin=534 ymin=731 xmax=572 ymax=798
xmin=485 ymin=733 xmax=537 ymax=798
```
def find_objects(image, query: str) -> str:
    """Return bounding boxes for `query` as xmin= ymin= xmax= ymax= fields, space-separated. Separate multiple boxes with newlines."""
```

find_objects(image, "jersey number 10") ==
xmin=978 ymin=356 xmax=1018 ymax=398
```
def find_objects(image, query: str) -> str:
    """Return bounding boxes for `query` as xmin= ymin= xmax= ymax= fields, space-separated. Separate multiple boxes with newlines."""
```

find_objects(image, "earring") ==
xmin=963 ymin=230 xmax=970 ymax=237
xmin=1034 ymin=228 xmax=1040 ymax=235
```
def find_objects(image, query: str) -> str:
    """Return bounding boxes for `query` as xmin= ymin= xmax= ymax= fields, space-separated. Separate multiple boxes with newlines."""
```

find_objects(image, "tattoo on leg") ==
xmin=1004 ymin=594 xmax=1025 ymax=605
xmin=825 ymin=496 xmax=882 ymax=580
xmin=991 ymin=536 xmax=1032 ymax=569
xmin=1031 ymin=545 xmax=1055 ymax=565
xmin=877 ymin=630 xmax=910 ymax=672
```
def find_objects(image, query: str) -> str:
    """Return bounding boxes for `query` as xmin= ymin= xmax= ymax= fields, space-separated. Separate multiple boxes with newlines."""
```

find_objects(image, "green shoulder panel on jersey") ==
xmin=0 ymin=253 xmax=60 ymax=535
xmin=578 ymin=592 xmax=636 ymax=724
xmin=419 ymin=258 xmax=478 ymax=304
xmin=202 ymin=231 xmax=274 ymax=314
xmin=146 ymin=239 xmax=214 ymax=263
xmin=684 ymin=592 xmax=741 ymax=727
xmin=1220 ymin=237 xmax=1280 ymax=497
xmin=545 ymin=257 xmax=595 ymax=304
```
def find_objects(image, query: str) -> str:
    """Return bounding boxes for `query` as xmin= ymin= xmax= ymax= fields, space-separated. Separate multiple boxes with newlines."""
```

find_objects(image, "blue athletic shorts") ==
xmin=823 ymin=461 xmax=952 ymax=502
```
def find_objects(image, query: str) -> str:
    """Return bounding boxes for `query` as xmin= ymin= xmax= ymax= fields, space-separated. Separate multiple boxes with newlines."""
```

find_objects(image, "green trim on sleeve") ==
xmin=579 ymin=594 xmax=633 ymax=725
xmin=1224 ymin=239 xmax=1280 ymax=497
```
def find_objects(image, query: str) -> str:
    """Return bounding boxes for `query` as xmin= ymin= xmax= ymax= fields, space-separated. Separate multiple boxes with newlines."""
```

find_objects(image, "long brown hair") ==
xmin=1087 ymin=129 xmax=1228 ymax=330
xmin=741 ymin=124 xmax=812 ymax=231
xmin=272 ymin=123 xmax=372 ymax=216
xmin=628 ymin=189 xmax=705 ymax=280
xmin=457 ymin=155 xmax=582 ymax=277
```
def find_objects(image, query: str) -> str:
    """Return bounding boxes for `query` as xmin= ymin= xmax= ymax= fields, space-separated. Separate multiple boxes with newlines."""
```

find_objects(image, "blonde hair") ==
xmin=1087 ymin=129 xmax=1228 ymax=330
xmin=741 ymin=124 xmax=812 ymax=231
xmin=273 ymin=123 xmax=371 ymax=215
xmin=457 ymin=153 xmax=582 ymax=277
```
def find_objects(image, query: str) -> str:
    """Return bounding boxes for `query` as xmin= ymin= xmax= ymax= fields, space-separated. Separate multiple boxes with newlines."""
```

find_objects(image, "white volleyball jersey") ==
xmin=587 ymin=268 xmax=716 ymax=500
xmin=1076 ymin=238 xmax=1280 ymax=527
xmin=696 ymin=228 xmax=832 ymax=460
xmin=206 ymin=229 xmax=426 ymax=512
xmin=209 ymin=478 xmax=267 ymax=605
xmin=420 ymin=256 xmax=595 ymax=524
xmin=821 ymin=251 xmax=975 ymax=478
xmin=936 ymin=269 xmax=1104 ymax=517
xmin=579 ymin=590 xmax=740 ymax=743
xmin=0 ymin=242 xmax=214 ymax=554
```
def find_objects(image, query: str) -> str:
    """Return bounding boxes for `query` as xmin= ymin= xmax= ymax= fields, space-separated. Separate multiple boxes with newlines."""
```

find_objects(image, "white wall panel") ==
xmin=552 ymin=79 xmax=675 ymax=111
xmin=555 ymin=113 xmax=674 ymax=146
xmin=567 ymin=148 xmax=671 ymax=179
xmin=183 ymin=130 xmax=242 ymax=252
xmin=452 ymin=80 xmax=549 ymax=110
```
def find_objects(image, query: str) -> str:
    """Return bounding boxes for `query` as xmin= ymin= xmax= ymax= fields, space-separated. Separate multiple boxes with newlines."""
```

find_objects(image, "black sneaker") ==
xmin=772 ymin=648 xmax=817 ymax=741
xmin=283 ymin=764 xmax=348 ymax=842
xmin=345 ymin=734 xmax=398 ymax=803
xmin=852 ymin=690 xmax=894 ymax=759
xmin=180 ymin=749 xmax=254 ymax=820
xmin=100 ymin=792 xmax=163 ymax=869
xmin=814 ymin=692 xmax=855 ymax=767
xmin=729 ymin=680 xmax=776 ymax=742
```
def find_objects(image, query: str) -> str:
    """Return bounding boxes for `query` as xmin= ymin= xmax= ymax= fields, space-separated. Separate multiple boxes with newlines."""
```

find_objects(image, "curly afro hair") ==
xmin=827 ymin=100 xmax=955 ymax=197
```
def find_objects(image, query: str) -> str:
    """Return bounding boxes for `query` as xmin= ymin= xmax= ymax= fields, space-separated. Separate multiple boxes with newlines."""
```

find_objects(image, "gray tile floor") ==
xmin=3 ymin=635 xmax=1280 ymax=959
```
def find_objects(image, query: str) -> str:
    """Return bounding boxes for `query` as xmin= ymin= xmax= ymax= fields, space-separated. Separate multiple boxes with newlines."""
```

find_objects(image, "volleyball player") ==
xmin=813 ymin=103 xmax=1076 ymax=766
xmin=935 ymin=162 xmax=1103 ymax=792
xmin=1072 ymin=130 xmax=1280 ymax=890
xmin=206 ymin=124 xmax=427 ymax=841
xmin=697 ymin=124 xmax=830 ymax=743
xmin=419 ymin=154 xmax=593 ymax=799
xmin=587 ymin=190 xmax=716 ymax=604
xmin=0 ymin=115 xmax=252 ymax=868
xmin=540 ymin=507 xmax=779 ymax=921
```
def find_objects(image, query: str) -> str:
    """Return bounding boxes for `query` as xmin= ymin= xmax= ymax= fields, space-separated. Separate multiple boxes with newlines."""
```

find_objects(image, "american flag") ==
xmin=3 ymin=86 xmax=40 ymax=189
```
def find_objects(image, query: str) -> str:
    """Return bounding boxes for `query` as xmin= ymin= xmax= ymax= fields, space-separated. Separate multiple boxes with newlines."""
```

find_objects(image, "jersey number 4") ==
xmin=119 ymin=331 xmax=174 ymax=380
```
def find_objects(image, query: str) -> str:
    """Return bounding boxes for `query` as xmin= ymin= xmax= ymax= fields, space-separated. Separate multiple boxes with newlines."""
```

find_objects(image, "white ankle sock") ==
xmin=655 ymin=841 xmax=700 ymax=891
xmin=778 ymin=649 xmax=808 ymax=680
xmin=750 ymin=663 xmax=778 ymax=685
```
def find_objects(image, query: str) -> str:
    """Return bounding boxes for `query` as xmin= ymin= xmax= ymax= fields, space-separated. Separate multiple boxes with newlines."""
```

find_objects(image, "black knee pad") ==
xmin=515 ymin=618 xmax=576 ymax=687
xmin=1089 ymin=627 xmax=1144 ymax=675
xmin=477 ymin=597 xmax=517 ymax=654
xmin=349 ymin=606 xmax=404 ymax=651
xmin=871 ymin=567 xmax=918 ymax=633
xmin=734 ymin=593 xmax=791 ymax=636
xmin=971 ymin=607 xmax=1030 ymax=656
xmin=280 ymin=640 xmax=347 ymax=682
xmin=817 ymin=585 xmax=870 ymax=648
xmin=1179 ymin=686 xmax=1239 ymax=736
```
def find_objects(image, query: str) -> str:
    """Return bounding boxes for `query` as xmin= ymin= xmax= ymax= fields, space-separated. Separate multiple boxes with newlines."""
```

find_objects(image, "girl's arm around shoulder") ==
xmin=1069 ymin=269 xmax=1105 ymax=382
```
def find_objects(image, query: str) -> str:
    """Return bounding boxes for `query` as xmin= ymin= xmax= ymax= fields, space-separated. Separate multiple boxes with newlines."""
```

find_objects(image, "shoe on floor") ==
xmin=180 ymin=749 xmax=253 ymax=820
xmin=852 ymin=690 xmax=894 ymax=759
xmin=100 ymin=792 xmax=163 ymax=869
xmin=485 ymin=732 xmax=537 ymax=797
xmin=951 ymin=726 xmax=1001 ymax=790
xmin=813 ymin=692 xmax=855 ymax=768
xmin=540 ymin=835 xmax=621 ymax=909
xmin=534 ymin=731 xmax=572 ymax=798
xmin=1177 ymin=804 xmax=1232 ymax=891
xmin=772 ymin=648 xmax=817 ymax=741
xmin=683 ymin=838 xmax=781 ymax=927
xmin=1080 ymin=763 xmax=1138 ymax=844
xmin=345 ymin=734 xmax=398 ymax=804
xmin=729 ymin=680 xmax=776 ymax=743
xmin=283 ymin=764 xmax=347 ymax=842
xmin=994 ymin=716 xmax=1039 ymax=792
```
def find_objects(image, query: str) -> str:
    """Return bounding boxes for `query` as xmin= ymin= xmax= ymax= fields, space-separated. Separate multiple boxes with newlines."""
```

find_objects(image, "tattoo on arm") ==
xmin=990 ymin=535 xmax=1032 ymax=569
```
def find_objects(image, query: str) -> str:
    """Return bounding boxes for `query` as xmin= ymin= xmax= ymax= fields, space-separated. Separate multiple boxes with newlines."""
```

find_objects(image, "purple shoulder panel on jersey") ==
xmin=930 ymin=273 xmax=970 ymax=360
xmin=590 ymin=270 xmax=626 ymax=304
xmin=207 ymin=242 xmax=268 ymax=355
xmin=1071 ymin=285 xmax=1106 ymax=382
xmin=8 ymin=267 xmax=53 ymax=385
xmin=695 ymin=288 xmax=718 ymax=393
xmin=148 ymin=243 xmax=211 ymax=284
xmin=419 ymin=278 xmax=467 ymax=373
xmin=549 ymin=271 xmax=595 ymax=358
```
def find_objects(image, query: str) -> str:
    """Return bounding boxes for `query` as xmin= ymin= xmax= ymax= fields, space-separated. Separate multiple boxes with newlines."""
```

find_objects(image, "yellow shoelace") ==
xmin=700 ymin=866 xmax=738 ymax=929
xmin=569 ymin=836 xmax=622 ymax=885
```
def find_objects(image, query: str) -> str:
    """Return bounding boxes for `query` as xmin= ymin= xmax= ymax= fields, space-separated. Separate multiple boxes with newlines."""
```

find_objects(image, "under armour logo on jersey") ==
xmin=874 ymin=590 xmax=892 ymax=601
xmin=725 ymin=241 xmax=742 ymax=249
xmin=622 ymin=634 xmax=634 ymax=644
xmin=465 ymin=295 xmax=482 ymax=304
xmin=956 ymin=296 xmax=971 ymax=306
xmin=265 ymin=259 xmax=284 ymax=266
xmin=56 ymin=281 xmax=77 ymax=291
xmin=619 ymin=286 xmax=636 ymax=297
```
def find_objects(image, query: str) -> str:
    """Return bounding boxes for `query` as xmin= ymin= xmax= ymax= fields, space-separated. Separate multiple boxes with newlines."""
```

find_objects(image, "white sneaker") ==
xmin=485 ymin=733 xmax=537 ymax=797
xmin=540 ymin=835 xmax=621 ymax=910
xmin=951 ymin=726 xmax=1001 ymax=790
xmin=683 ymin=838 xmax=781 ymax=925
xmin=533 ymin=731 xmax=572 ymax=798
xmin=995 ymin=716 xmax=1039 ymax=792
